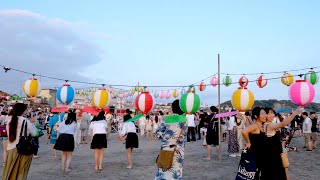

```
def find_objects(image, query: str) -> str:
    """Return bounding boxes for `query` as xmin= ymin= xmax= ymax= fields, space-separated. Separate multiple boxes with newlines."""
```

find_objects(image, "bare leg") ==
xmin=285 ymin=168 xmax=290 ymax=180
xmin=65 ymin=152 xmax=73 ymax=172
xmin=94 ymin=149 xmax=99 ymax=170
xmin=99 ymin=149 xmax=104 ymax=170
xmin=2 ymin=141 xmax=8 ymax=165
xmin=52 ymin=144 xmax=57 ymax=158
xmin=126 ymin=148 xmax=133 ymax=169
xmin=207 ymin=145 xmax=212 ymax=160
xmin=61 ymin=151 xmax=67 ymax=171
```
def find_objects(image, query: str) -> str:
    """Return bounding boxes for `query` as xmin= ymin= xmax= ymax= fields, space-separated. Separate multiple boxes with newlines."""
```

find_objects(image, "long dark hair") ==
xmin=65 ymin=110 xmax=77 ymax=125
xmin=91 ymin=111 xmax=105 ymax=122
xmin=172 ymin=100 xmax=183 ymax=115
xmin=9 ymin=103 xmax=27 ymax=142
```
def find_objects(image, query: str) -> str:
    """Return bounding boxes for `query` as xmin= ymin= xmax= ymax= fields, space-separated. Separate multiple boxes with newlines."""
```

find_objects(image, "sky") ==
xmin=0 ymin=0 xmax=320 ymax=105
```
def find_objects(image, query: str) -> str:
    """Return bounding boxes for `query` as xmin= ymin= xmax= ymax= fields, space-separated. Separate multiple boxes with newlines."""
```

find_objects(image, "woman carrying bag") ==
xmin=2 ymin=103 xmax=38 ymax=180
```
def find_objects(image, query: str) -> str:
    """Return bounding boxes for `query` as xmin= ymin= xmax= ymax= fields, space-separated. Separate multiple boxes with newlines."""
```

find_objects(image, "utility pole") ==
xmin=218 ymin=53 xmax=222 ymax=161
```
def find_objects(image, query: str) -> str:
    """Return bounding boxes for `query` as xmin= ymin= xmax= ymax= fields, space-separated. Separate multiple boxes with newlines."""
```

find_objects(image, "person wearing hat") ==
xmin=105 ymin=113 xmax=112 ymax=140
xmin=118 ymin=109 xmax=138 ymax=169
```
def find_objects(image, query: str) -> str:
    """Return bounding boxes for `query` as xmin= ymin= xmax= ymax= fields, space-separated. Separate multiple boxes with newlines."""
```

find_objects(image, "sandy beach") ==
xmin=0 ymin=132 xmax=319 ymax=180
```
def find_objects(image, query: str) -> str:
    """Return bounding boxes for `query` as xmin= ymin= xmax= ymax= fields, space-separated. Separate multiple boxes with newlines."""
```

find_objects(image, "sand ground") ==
xmin=0 ymin=132 xmax=319 ymax=180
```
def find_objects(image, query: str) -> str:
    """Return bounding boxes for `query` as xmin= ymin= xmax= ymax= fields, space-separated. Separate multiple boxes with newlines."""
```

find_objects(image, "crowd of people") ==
xmin=0 ymin=102 xmax=319 ymax=180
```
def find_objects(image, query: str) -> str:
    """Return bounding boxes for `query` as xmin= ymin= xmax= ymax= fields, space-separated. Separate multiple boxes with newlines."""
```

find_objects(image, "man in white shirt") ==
xmin=186 ymin=114 xmax=196 ymax=142
xmin=302 ymin=112 xmax=313 ymax=151
xmin=138 ymin=115 xmax=146 ymax=137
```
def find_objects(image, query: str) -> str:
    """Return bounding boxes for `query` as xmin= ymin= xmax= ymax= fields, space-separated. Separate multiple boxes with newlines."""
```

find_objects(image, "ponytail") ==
xmin=8 ymin=103 xmax=27 ymax=142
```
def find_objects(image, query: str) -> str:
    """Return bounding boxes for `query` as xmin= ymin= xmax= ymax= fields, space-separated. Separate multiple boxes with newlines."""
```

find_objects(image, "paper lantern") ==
xmin=135 ymin=85 xmax=142 ymax=92
xmin=231 ymin=87 xmax=255 ymax=112
xmin=135 ymin=92 xmax=155 ymax=114
xmin=124 ymin=91 xmax=129 ymax=97
xmin=181 ymin=88 xmax=186 ymax=95
xmin=179 ymin=91 xmax=200 ymax=114
xmin=91 ymin=88 xmax=111 ymax=108
xmin=22 ymin=78 xmax=41 ymax=97
xmin=256 ymin=74 xmax=268 ymax=88
xmin=173 ymin=89 xmax=179 ymax=98
xmin=304 ymin=69 xmax=319 ymax=85
xmin=210 ymin=76 xmax=218 ymax=87
xmin=159 ymin=91 xmax=165 ymax=99
xmin=56 ymin=84 xmax=75 ymax=105
xmin=165 ymin=91 xmax=171 ymax=99
xmin=223 ymin=75 xmax=232 ymax=87
xmin=154 ymin=91 xmax=159 ymax=98
xmin=199 ymin=82 xmax=206 ymax=91
xmin=281 ymin=72 xmax=294 ymax=86
xmin=289 ymin=80 xmax=315 ymax=106
xmin=131 ymin=88 xmax=135 ymax=95
xmin=239 ymin=76 xmax=249 ymax=87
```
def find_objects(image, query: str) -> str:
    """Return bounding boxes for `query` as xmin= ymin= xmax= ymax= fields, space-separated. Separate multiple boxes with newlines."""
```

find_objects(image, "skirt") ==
xmin=54 ymin=134 xmax=75 ymax=152
xmin=126 ymin=133 xmax=139 ymax=149
xmin=91 ymin=134 xmax=108 ymax=149
xmin=2 ymin=148 xmax=33 ymax=180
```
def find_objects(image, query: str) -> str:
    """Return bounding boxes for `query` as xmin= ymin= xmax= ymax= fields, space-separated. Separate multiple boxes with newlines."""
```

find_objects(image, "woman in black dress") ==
xmin=205 ymin=106 xmax=219 ymax=160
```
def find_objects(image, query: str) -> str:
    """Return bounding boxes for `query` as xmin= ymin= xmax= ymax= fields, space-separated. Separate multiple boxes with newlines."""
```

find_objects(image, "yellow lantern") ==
xmin=172 ymin=89 xmax=179 ymax=98
xmin=22 ymin=78 xmax=41 ymax=97
xmin=91 ymin=88 xmax=111 ymax=108
xmin=231 ymin=87 xmax=254 ymax=112
xmin=131 ymin=88 xmax=135 ymax=95
xmin=281 ymin=72 xmax=294 ymax=86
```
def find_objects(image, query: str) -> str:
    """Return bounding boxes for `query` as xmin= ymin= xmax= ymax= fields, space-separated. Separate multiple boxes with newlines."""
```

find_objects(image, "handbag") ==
xmin=0 ymin=124 xmax=7 ymax=137
xmin=156 ymin=127 xmax=183 ymax=169
xmin=16 ymin=120 xmax=39 ymax=155
xmin=235 ymin=150 xmax=260 ymax=180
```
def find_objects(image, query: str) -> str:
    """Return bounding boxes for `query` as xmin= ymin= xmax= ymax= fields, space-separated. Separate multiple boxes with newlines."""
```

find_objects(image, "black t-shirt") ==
xmin=311 ymin=118 xmax=318 ymax=132
xmin=199 ymin=114 xmax=206 ymax=127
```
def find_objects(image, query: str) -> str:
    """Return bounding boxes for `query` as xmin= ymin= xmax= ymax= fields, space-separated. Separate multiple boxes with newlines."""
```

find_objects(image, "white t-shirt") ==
xmin=303 ymin=117 xmax=312 ymax=133
xmin=228 ymin=117 xmax=237 ymax=130
xmin=120 ymin=122 xmax=136 ymax=136
xmin=186 ymin=114 xmax=196 ymax=127
xmin=139 ymin=116 xmax=146 ymax=126
xmin=56 ymin=121 xmax=77 ymax=135
xmin=89 ymin=120 xmax=108 ymax=135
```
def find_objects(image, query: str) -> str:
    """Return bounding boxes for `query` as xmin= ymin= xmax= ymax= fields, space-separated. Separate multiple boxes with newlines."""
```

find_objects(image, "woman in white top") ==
xmin=145 ymin=115 xmax=153 ymax=141
xmin=118 ymin=110 xmax=138 ymax=169
xmin=54 ymin=110 xmax=77 ymax=173
xmin=89 ymin=111 xmax=108 ymax=171
xmin=2 ymin=103 xmax=38 ymax=180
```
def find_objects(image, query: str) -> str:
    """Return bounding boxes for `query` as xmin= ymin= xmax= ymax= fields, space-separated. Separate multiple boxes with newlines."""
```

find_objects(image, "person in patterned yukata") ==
xmin=155 ymin=99 xmax=188 ymax=180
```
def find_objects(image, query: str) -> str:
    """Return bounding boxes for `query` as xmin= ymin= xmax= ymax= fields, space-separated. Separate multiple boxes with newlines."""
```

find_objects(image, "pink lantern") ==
xmin=289 ymin=80 xmax=315 ymax=106
xmin=165 ymin=91 xmax=171 ymax=99
xmin=210 ymin=76 xmax=218 ymax=87
xmin=159 ymin=91 xmax=165 ymax=99
xmin=124 ymin=91 xmax=129 ymax=97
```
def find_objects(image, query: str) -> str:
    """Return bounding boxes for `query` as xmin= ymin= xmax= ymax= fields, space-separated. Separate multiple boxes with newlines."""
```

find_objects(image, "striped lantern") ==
xmin=199 ymin=82 xmax=206 ymax=91
xmin=223 ymin=75 xmax=232 ymax=87
xmin=281 ymin=72 xmax=294 ymax=86
xmin=304 ymin=69 xmax=319 ymax=85
xmin=173 ymin=89 xmax=179 ymax=98
xmin=239 ymin=76 xmax=249 ymax=87
xmin=179 ymin=92 xmax=201 ymax=114
xmin=56 ymin=84 xmax=75 ymax=105
xmin=154 ymin=91 xmax=160 ymax=98
xmin=135 ymin=92 xmax=155 ymax=114
xmin=181 ymin=88 xmax=186 ymax=95
xmin=256 ymin=74 xmax=268 ymax=88
xmin=165 ymin=91 xmax=171 ymax=99
xmin=210 ymin=76 xmax=218 ymax=87
xmin=289 ymin=80 xmax=315 ymax=106
xmin=159 ymin=91 xmax=165 ymax=99
xmin=91 ymin=88 xmax=111 ymax=109
xmin=231 ymin=87 xmax=255 ymax=112
xmin=22 ymin=78 xmax=41 ymax=97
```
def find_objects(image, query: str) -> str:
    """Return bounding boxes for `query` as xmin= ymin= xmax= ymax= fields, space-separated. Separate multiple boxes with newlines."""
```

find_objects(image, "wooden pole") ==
xmin=218 ymin=53 xmax=222 ymax=161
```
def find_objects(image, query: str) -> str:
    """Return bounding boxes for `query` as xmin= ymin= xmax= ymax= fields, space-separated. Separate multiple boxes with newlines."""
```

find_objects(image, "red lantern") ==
xmin=257 ymin=74 xmax=268 ymax=88
xmin=199 ymin=81 xmax=206 ymax=91
xmin=239 ymin=76 xmax=249 ymax=87
xmin=135 ymin=92 xmax=155 ymax=114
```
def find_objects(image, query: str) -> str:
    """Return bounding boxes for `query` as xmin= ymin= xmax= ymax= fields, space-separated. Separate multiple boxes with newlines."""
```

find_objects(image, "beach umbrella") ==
xmin=179 ymin=91 xmax=200 ymax=114
xmin=91 ymin=88 xmax=111 ymax=108
xmin=257 ymin=74 xmax=268 ymax=88
xmin=56 ymin=84 xmax=75 ymax=105
xmin=173 ymin=89 xmax=179 ymax=98
xmin=165 ymin=91 xmax=171 ymax=99
xmin=231 ymin=87 xmax=255 ymax=112
xmin=289 ymin=80 xmax=315 ymax=106
xmin=199 ymin=81 xmax=206 ymax=91
xmin=223 ymin=75 xmax=232 ymax=87
xmin=22 ymin=78 xmax=41 ymax=97
xmin=281 ymin=72 xmax=294 ymax=86
xmin=210 ymin=76 xmax=218 ymax=87
xmin=239 ymin=76 xmax=249 ymax=87
xmin=304 ymin=69 xmax=319 ymax=85
xmin=135 ymin=92 xmax=155 ymax=114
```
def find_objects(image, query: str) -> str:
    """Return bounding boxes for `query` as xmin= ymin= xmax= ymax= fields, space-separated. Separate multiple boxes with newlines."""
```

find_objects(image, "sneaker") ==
xmin=229 ymin=154 xmax=237 ymax=157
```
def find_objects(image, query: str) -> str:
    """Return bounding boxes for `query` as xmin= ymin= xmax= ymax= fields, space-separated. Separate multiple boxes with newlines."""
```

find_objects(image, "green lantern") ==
xmin=223 ymin=75 xmax=232 ymax=87
xmin=304 ymin=70 xmax=319 ymax=85
xmin=179 ymin=92 xmax=200 ymax=114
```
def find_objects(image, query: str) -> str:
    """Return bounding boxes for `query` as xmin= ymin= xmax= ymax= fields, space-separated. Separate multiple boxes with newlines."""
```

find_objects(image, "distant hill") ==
xmin=220 ymin=99 xmax=320 ymax=112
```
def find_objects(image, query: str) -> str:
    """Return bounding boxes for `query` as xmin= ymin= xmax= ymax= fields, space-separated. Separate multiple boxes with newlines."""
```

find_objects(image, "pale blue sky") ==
xmin=0 ymin=1 xmax=319 ymax=105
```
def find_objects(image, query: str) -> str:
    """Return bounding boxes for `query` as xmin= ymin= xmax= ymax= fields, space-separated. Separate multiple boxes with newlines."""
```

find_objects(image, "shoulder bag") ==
xmin=156 ymin=127 xmax=184 ymax=169
xmin=16 ymin=120 xmax=39 ymax=155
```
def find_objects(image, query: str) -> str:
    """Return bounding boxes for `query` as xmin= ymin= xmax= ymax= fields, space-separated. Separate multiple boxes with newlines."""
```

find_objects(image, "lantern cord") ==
xmin=0 ymin=64 xmax=319 ymax=90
